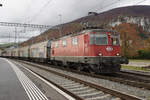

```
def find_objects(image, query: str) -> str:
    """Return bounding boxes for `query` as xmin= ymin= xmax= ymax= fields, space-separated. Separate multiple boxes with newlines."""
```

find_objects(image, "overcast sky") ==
xmin=0 ymin=0 xmax=149 ymax=43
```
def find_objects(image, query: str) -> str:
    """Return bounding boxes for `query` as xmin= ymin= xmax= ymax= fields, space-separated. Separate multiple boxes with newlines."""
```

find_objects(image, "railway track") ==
xmin=120 ymin=69 xmax=150 ymax=79
xmin=59 ymin=65 xmax=150 ymax=90
xmin=116 ymin=71 xmax=150 ymax=84
xmin=66 ymin=68 xmax=150 ymax=90
xmin=12 ymin=59 xmax=143 ymax=100
xmin=29 ymin=61 xmax=150 ymax=90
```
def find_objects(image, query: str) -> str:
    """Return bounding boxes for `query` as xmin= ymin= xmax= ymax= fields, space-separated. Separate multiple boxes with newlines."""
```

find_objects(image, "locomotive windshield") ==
xmin=111 ymin=35 xmax=120 ymax=45
xmin=90 ymin=34 xmax=107 ymax=45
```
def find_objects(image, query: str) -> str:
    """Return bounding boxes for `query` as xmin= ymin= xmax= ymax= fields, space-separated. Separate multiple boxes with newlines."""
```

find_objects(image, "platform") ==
xmin=0 ymin=58 xmax=49 ymax=100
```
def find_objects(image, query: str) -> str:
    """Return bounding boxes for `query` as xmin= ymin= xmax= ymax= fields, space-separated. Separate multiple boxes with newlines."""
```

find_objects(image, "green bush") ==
xmin=137 ymin=50 xmax=150 ymax=59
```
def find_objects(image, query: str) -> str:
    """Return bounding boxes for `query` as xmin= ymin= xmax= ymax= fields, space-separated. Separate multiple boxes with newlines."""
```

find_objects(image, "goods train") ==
xmin=2 ymin=28 xmax=128 ymax=73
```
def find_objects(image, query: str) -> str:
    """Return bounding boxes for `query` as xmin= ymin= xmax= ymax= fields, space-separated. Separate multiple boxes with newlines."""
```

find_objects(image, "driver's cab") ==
xmin=87 ymin=29 xmax=120 ymax=57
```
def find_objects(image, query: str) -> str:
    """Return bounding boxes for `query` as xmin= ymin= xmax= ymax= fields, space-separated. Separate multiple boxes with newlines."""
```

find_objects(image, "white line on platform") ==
xmin=5 ymin=59 xmax=49 ymax=100
xmin=14 ymin=60 xmax=76 ymax=100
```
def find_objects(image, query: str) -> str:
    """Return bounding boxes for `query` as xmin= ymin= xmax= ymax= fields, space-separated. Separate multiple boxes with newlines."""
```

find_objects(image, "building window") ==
xmin=62 ymin=40 xmax=67 ymax=47
xmin=72 ymin=37 xmax=78 ymax=45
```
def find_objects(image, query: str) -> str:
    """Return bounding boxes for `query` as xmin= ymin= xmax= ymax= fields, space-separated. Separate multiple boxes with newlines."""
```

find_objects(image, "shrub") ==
xmin=137 ymin=50 xmax=150 ymax=59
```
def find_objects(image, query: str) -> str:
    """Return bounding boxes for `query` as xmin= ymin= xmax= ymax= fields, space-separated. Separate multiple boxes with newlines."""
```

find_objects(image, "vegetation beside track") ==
xmin=129 ymin=59 xmax=150 ymax=62
xmin=121 ymin=65 xmax=150 ymax=72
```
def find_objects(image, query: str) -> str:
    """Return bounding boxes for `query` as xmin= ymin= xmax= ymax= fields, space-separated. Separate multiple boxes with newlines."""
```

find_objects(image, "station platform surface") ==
xmin=0 ymin=58 xmax=49 ymax=100
xmin=0 ymin=58 xmax=29 ymax=100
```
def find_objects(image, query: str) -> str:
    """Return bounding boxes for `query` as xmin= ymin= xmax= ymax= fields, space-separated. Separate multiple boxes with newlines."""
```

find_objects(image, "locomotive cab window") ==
xmin=90 ymin=34 xmax=94 ymax=44
xmin=111 ymin=36 xmax=120 ymax=45
xmin=55 ymin=42 xmax=58 ymax=48
xmin=90 ymin=34 xmax=107 ymax=45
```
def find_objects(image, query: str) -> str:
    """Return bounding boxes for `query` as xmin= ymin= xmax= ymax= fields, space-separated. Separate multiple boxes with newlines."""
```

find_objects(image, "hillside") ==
xmin=0 ymin=43 xmax=16 ymax=49
xmin=20 ymin=5 xmax=150 ymax=57
xmin=71 ymin=5 xmax=150 ymax=27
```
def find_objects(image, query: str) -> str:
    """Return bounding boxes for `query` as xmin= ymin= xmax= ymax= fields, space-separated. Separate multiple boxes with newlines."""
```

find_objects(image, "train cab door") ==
xmin=84 ymin=34 xmax=89 ymax=56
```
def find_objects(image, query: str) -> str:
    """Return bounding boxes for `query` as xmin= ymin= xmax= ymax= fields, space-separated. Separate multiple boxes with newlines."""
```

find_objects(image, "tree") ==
xmin=114 ymin=23 xmax=145 ymax=57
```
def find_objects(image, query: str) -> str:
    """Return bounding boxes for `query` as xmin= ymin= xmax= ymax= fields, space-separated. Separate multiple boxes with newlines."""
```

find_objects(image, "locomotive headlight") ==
xmin=116 ymin=53 xmax=120 ymax=56
xmin=98 ymin=53 xmax=102 ymax=56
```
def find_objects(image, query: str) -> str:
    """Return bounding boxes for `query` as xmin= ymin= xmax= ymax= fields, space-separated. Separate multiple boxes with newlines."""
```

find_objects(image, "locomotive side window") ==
xmin=55 ymin=42 xmax=58 ymax=48
xmin=90 ymin=34 xmax=95 ymax=44
xmin=72 ymin=37 xmax=78 ymax=45
xmin=90 ymin=34 xmax=107 ymax=45
xmin=62 ymin=40 xmax=67 ymax=47
xmin=111 ymin=36 xmax=120 ymax=45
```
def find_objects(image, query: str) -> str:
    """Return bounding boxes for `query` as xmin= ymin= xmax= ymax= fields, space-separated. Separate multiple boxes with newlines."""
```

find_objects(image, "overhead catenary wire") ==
xmin=98 ymin=0 xmax=121 ymax=12
xmin=27 ymin=0 xmax=53 ymax=24
xmin=135 ymin=0 xmax=147 ymax=5
xmin=91 ymin=0 xmax=148 ymax=14
xmin=18 ymin=0 xmax=54 ymax=42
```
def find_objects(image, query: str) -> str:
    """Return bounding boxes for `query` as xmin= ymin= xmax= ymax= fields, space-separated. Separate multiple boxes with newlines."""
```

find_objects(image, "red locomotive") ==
xmin=2 ymin=28 xmax=128 ymax=73
xmin=50 ymin=28 xmax=128 ymax=73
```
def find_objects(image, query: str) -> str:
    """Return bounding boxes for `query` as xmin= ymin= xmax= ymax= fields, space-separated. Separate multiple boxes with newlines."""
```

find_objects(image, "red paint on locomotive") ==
xmin=51 ymin=31 xmax=120 ymax=57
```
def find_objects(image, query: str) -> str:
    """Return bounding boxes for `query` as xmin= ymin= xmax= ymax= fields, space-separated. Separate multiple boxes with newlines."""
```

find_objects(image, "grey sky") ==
xmin=0 ymin=0 xmax=149 ymax=43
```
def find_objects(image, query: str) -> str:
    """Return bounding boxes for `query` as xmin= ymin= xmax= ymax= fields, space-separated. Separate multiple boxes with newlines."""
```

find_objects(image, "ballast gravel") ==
xmin=16 ymin=61 xmax=150 ymax=99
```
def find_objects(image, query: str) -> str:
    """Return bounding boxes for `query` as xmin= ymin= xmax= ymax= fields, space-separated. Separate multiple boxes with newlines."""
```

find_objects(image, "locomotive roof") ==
xmin=82 ymin=29 xmax=117 ymax=34
xmin=87 ymin=29 xmax=116 ymax=32
xmin=53 ymin=28 xmax=117 ymax=41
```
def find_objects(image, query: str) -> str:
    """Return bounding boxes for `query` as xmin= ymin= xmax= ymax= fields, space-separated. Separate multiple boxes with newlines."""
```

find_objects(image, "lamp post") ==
xmin=58 ymin=14 xmax=62 ymax=37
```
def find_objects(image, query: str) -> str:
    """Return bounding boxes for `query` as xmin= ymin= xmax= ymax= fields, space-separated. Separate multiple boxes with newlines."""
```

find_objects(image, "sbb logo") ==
xmin=106 ymin=46 xmax=113 ymax=51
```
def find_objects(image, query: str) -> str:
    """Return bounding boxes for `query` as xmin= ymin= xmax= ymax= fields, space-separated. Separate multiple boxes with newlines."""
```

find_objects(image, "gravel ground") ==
xmin=16 ymin=61 xmax=150 ymax=100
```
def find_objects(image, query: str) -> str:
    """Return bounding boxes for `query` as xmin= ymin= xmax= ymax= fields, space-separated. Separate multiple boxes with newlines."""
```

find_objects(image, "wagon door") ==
xmin=28 ymin=46 xmax=30 ymax=58
xmin=84 ymin=34 xmax=89 ymax=56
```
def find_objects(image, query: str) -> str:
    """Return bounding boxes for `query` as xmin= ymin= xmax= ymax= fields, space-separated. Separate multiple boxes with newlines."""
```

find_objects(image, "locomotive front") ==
xmin=87 ymin=29 xmax=128 ymax=73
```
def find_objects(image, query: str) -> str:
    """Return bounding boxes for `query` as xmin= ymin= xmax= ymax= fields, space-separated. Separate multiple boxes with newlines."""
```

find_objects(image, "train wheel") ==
xmin=77 ymin=67 xmax=82 ymax=71
xmin=77 ymin=64 xmax=83 ymax=72
xmin=53 ymin=61 xmax=58 ymax=66
xmin=88 ymin=64 xmax=96 ymax=74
